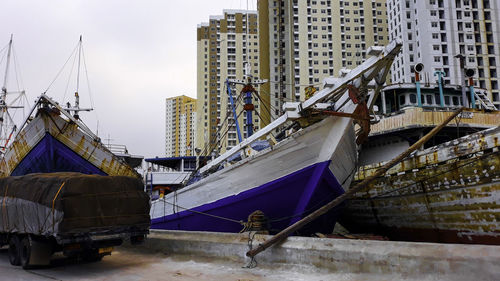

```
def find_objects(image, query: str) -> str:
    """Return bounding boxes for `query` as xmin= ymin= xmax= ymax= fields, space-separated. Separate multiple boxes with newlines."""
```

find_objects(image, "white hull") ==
xmin=151 ymin=114 xmax=357 ymax=220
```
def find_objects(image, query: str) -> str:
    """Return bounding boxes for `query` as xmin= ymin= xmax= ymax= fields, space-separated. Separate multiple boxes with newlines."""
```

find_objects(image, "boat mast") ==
xmin=0 ymin=35 xmax=14 ymax=149
xmin=227 ymin=5 xmax=267 ymax=138
xmin=63 ymin=35 xmax=92 ymax=119
xmin=74 ymin=35 xmax=82 ymax=119
xmin=0 ymin=34 xmax=29 ymax=151
xmin=226 ymin=79 xmax=243 ymax=142
xmin=2 ymin=34 xmax=13 ymax=94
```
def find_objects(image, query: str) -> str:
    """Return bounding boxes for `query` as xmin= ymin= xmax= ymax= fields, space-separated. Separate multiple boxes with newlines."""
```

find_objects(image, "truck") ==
xmin=0 ymin=172 xmax=150 ymax=269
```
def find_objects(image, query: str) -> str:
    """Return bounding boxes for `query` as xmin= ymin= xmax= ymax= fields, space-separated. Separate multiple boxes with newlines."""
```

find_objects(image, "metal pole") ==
xmin=416 ymin=72 xmax=422 ymax=107
xmin=469 ymin=77 xmax=475 ymax=109
xmin=2 ymin=34 xmax=13 ymax=90
xmin=460 ymin=68 xmax=468 ymax=108
xmin=226 ymin=80 xmax=242 ymax=143
xmin=246 ymin=107 xmax=464 ymax=258
xmin=455 ymin=54 xmax=469 ymax=108
xmin=245 ymin=91 xmax=253 ymax=137
xmin=381 ymin=90 xmax=387 ymax=114
xmin=433 ymin=71 xmax=446 ymax=107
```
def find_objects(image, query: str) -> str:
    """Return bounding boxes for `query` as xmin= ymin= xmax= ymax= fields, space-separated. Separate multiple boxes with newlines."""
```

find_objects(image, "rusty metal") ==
xmin=347 ymin=85 xmax=360 ymax=104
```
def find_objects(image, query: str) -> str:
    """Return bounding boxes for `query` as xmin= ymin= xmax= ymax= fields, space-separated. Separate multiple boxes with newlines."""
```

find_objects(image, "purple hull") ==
xmin=11 ymin=133 xmax=106 ymax=176
xmin=151 ymin=161 xmax=345 ymax=234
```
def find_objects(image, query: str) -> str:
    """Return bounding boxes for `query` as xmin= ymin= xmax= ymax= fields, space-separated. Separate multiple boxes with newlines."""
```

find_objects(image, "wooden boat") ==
xmin=341 ymin=82 xmax=500 ymax=245
xmin=0 ymin=94 xmax=139 ymax=177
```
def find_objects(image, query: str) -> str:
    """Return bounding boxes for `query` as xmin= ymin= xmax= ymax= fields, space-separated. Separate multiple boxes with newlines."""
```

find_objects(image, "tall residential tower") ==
xmin=196 ymin=10 xmax=264 ymax=155
xmin=165 ymin=95 xmax=196 ymax=157
xmin=387 ymin=0 xmax=500 ymax=108
xmin=258 ymin=0 xmax=389 ymax=120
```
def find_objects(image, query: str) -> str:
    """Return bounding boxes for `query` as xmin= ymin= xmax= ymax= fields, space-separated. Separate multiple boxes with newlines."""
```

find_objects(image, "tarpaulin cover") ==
xmin=0 ymin=172 xmax=150 ymax=236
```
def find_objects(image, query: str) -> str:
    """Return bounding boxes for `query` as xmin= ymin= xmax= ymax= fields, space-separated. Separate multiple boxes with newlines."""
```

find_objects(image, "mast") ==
xmin=0 ymin=35 xmax=13 ymax=150
xmin=63 ymin=35 xmax=92 ymax=120
xmin=277 ymin=0 xmax=284 ymax=116
xmin=228 ymin=61 xmax=267 ymax=139
xmin=0 ymin=35 xmax=29 ymax=151
xmin=2 ymin=34 xmax=13 ymax=93
xmin=74 ymin=35 xmax=82 ymax=119
xmin=226 ymin=79 xmax=243 ymax=142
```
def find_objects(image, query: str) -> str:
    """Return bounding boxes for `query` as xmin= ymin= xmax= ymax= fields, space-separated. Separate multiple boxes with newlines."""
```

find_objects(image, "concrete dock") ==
xmin=1 ymin=230 xmax=499 ymax=280
xmin=143 ymin=230 xmax=500 ymax=280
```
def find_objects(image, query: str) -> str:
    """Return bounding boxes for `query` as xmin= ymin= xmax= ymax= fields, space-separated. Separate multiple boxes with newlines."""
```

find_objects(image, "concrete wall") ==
xmin=143 ymin=230 xmax=500 ymax=279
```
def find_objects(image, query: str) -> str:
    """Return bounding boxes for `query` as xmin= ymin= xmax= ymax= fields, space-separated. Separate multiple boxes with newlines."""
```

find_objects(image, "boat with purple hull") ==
xmin=152 ymin=160 xmax=345 ymax=234
xmin=0 ymin=94 xmax=139 ymax=178
xmin=150 ymin=41 xmax=402 ymax=234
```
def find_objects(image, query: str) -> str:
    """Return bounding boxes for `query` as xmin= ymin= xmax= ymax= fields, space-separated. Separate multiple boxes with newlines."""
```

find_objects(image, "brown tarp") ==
xmin=0 ymin=172 xmax=150 ymax=235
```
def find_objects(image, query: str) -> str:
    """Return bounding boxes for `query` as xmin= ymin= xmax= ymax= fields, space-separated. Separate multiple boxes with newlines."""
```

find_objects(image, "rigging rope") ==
xmin=81 ymin=47 xmax=95 ymax=111
xmin=62 ymin=47 xmax=79 ymax=103
xmin=11 ymin=47 xmax=23 ymax=91
xmin=160 ymin=199 xmax=243 ymax=225
xmin=44 ymin=42 xmax=79 ymax=94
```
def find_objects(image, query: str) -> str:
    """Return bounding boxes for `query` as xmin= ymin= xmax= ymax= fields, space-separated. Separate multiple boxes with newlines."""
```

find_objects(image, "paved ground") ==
xmin=0 ymin=246 xmax=465 ymax=281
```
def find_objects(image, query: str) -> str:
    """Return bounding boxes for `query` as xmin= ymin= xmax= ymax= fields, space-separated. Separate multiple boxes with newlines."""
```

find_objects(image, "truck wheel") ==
xmin=20 ymin=236 xmax=32 ymax=269
xmin=8 ymin=236 xmax=21 ymax=266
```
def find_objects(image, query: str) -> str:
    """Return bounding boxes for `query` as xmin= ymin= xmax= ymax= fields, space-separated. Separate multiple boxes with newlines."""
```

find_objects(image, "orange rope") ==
xmin=52 ymin=182 xmax=66 ymax=232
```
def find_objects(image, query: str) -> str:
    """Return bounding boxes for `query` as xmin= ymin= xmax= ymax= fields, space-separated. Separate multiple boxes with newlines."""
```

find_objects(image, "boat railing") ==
xmin=370 ymin=107 xmax=500 ymax=135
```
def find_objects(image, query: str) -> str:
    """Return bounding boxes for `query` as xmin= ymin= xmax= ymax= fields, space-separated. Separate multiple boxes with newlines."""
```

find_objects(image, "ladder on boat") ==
xmin=475 ymin=92 xmax=498 ymax=110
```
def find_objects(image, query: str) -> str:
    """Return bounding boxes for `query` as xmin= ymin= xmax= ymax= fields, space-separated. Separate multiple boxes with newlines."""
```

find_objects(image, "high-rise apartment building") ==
xmin=165 ymin=95 xmax=196 ymax=157
xmin=258 ymin=0 xmax=389 ymax=120
xmin=196 ymin=10 xmax=264 ymax=155
xmin=387 ymin=0 xmax=500 ymax=108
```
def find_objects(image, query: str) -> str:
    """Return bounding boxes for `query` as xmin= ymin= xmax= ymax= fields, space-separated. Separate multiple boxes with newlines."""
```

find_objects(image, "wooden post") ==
xmin=246 ymin=107 xmax=465 ymax=258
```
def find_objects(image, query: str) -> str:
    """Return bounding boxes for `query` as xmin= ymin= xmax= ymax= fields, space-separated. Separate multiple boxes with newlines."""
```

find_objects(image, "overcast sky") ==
xmin=0 ymin=0 xmax=257 ymax=160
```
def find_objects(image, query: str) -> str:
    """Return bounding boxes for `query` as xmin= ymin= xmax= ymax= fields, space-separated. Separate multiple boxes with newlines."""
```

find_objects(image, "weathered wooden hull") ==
xmin=0 ymin=108 xmax=139 ymax=178
xmin=342 ymin=126 xmax=500 ymax=245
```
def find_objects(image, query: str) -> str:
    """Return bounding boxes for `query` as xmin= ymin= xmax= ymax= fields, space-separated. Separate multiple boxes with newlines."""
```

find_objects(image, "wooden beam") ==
xmin=246 ymin=107 xmax=465 ymax=258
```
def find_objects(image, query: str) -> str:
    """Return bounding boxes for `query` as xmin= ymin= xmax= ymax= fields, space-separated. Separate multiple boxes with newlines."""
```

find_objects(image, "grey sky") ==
xmin=0 ymin=0 xmax=257 ymax=159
